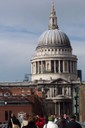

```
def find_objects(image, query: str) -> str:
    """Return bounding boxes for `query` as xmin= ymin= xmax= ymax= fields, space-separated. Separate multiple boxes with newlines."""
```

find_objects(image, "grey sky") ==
xmin=0 ymin=0 xmax=85 ymax=81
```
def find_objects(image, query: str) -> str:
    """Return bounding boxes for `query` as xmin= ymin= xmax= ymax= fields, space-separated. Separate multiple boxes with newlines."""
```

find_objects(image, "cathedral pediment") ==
xmin=50 ymin=78 xmax=70 ymax=84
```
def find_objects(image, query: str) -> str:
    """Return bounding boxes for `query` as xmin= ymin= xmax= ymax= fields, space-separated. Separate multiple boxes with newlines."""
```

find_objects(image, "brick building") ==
xmin=0 ymin=85 xmax=45 ymax=123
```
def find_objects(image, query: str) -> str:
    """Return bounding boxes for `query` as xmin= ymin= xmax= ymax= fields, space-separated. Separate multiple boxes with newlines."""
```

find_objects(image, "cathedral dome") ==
xmin=31 ymin=1 xmax=77 ymax=82
xmin=36 ymin=2 xmax=71 ymax=50
xmin=37 ymin=29 xmax=71 ymax=49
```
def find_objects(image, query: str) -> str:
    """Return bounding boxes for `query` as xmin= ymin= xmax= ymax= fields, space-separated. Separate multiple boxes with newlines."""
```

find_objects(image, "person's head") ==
xmin=35 ymin=115 xmax=40 ymax=122
xmin=48 ymin=115 xmax=54 ymax=122
xmin=11 ymin=113 xmax=15 ymax=117
xmin=24 ymin=113 xmax=29 ymax=120
xmin=44 ymin=115 xmax=48 ymax=123
xmin=28 ymin=114 xmax=35 ymax=123
xmin=54 ymin=114 xmax=57 ymax=118
xmin=58 ymin=115 xmax=63 ymax=120
xmin=70 ymin=114 xmax=76 ymax=121
xmin=63 ymin=114 xmax=67 ymax=119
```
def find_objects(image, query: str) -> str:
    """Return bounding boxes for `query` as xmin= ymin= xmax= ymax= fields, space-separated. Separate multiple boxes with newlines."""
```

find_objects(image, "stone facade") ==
xmin=31 ymin=2 xmax=78 ymax=116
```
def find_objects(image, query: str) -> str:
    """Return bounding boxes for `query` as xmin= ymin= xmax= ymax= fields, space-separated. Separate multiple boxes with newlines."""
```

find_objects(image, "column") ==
xmin=47 ymin=89 xmax=50 ymax=98
xmin=59 ymin=60 xmax=61 ymax=73
xmin=38 ymin=61 xmax=39 ymax=74
xmin=39 ymin=61 xmax=41 ymax=73
xmin=64 ymin=60 xmax=67 ymax=72
xmin=62 ymin=87 xmax=65 ymax=95
xmin=73 ymin=61 xmax=74 ymax=73
xmin=63 ymin=60 xmax=65 ymax=73
xmin=54 ymin=87 xmax=58 ymax=96
xmin=67 ymin=87 xmax=69 ymax=96
xmin=70 ymin=61 xmax=72 ymax=73
xmin=75 ymin=62 xmax=77 ymax=73
xmin=41 ymin=61 xmax=43 ymax=73
xmin=68 ymin=87 xmax=71 ymax=96
xmin=46 ymin=61 xmax=47 ymax=72
xmin=67 ymin=61 xmax=69 ymax=73
xmin=68 ymin=61 xmax=70 ymax=73
xmin=56 ymin=60 xmax=58 ymax=72
xmin=72 ymin=61 xmax=73 ymax=73
xmin=49 ymin=88 xmax=52 ymax=97
xmin=58 ymin=102 xmax=60 ymax=115
xmin=36 ymin=62 xmax=37 ymax=74
xmin=32 ymin=62 xmax=34 ymax=74
xmin=74 ymin=61 xmax=77 ymax=73
xmin=54 ymin=60 xmax=56 ymax=73
xmin=43 ymin=61 xmax=45 ymax=73
xmin=49 ymin=60 xmax=51 ymax=71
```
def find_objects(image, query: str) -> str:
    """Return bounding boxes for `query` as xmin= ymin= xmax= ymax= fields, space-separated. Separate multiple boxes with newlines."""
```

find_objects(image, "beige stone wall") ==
xmin=79 ymin=84 xmax=85 ymax=122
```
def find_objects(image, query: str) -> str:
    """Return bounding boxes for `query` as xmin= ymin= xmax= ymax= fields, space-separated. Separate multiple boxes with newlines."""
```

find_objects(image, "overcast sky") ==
xmin=0 ymin=0 xmax=85 ymax=82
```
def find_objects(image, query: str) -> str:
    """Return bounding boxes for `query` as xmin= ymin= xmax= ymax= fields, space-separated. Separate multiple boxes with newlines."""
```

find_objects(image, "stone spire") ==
xmin=48 ymin=0 xmax=58 ymax=30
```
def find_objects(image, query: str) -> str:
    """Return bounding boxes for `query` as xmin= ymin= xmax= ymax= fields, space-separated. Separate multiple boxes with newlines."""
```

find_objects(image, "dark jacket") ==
xmin=66 ymin=120 xmax=82 ymax=128
xmin=8 ymin=116 xmax=21 ymax=128
xmin=58 ymin=118 xmax=67 ymax=128
xmin=22 ymin=121 xmax=37 ymax=128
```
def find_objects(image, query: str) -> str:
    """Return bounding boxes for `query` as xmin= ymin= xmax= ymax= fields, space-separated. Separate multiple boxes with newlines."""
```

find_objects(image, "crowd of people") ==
xmin=7 ymin=113 xmax=82 ymax=128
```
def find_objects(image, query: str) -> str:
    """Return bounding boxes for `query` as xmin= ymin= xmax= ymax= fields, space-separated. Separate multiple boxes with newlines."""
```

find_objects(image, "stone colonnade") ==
xmin=53 ymin=101 xmax=72 ymax=115
xmin=32 ymin=60 xmax=77 ymax=74
xmin=47 ymin=87 xmax=71 ymax=97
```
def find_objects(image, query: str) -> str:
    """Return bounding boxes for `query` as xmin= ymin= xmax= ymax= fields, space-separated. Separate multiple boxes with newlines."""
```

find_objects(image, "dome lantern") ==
xmin=48 ymin=0 xmax=58 ymax=30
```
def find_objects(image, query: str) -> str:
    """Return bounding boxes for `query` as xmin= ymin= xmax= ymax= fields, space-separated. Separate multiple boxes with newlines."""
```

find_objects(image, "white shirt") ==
xmin=21 ymin=120 xmax=28 ymax=128
xmin=43 ymin=121 xmax=58 ymax=128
